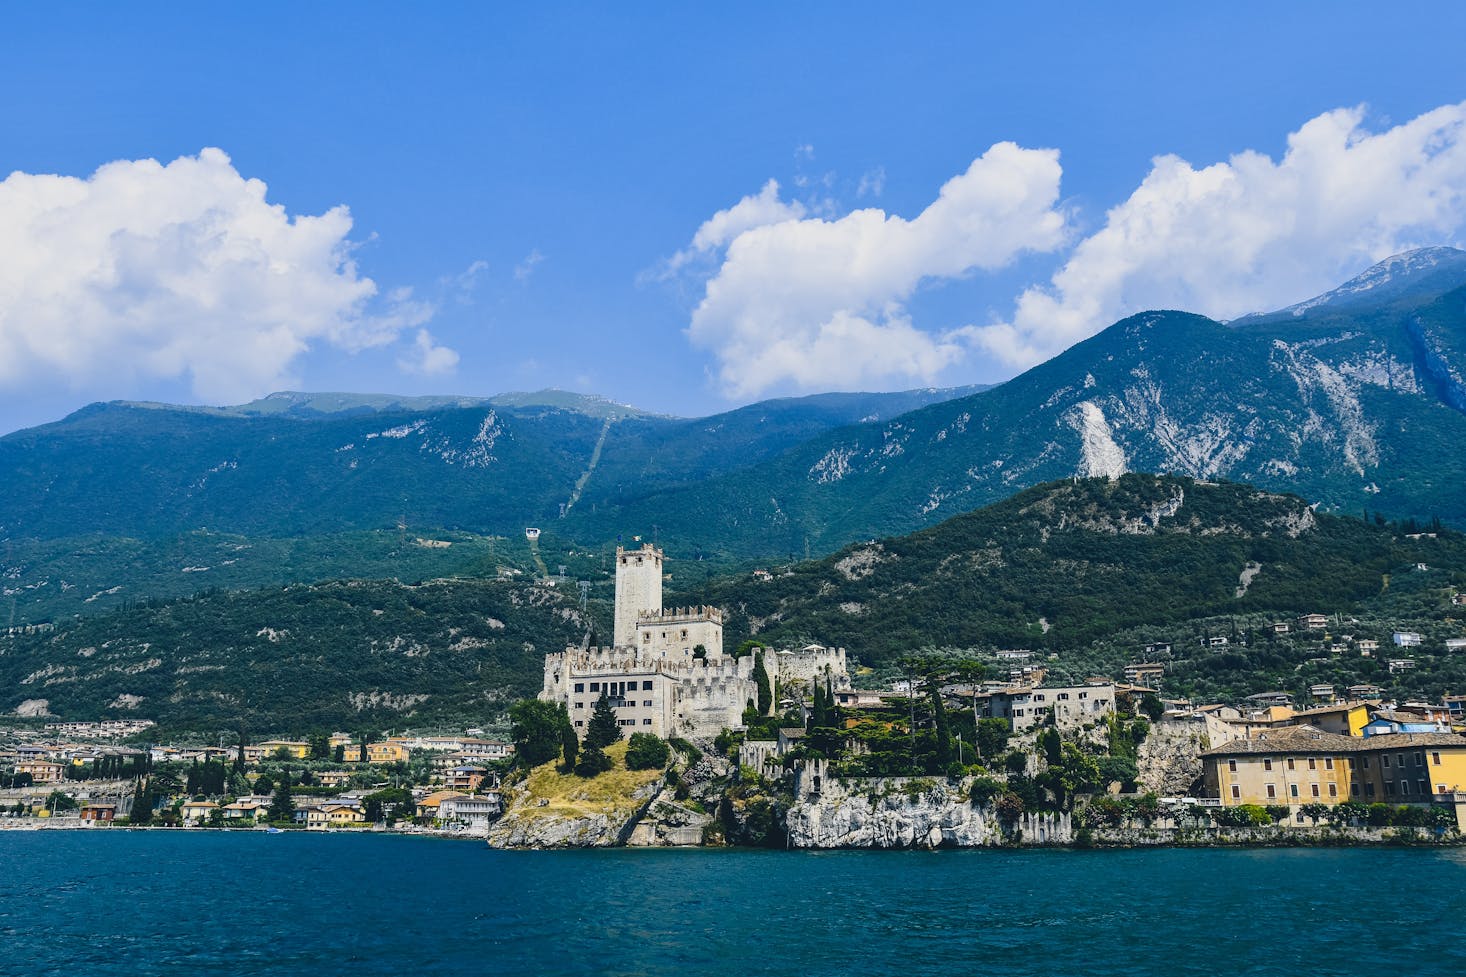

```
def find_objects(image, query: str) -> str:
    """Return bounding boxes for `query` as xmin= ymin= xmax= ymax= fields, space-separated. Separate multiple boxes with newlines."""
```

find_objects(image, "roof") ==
xmin=1203 ymin=725 xmax=1359 ymax=757
xmin=1204 ymin=725 xmax=1466 ymax=757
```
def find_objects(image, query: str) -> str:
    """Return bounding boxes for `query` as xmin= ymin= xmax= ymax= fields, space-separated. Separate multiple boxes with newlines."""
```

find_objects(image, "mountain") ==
xmin=1238 ymin=247 xmax=1466 ymax=322
xmin=9 ymin=474 xmax=1463 ymax=734
xmin=583 ymin=249 xmax=1466 ymax=559
xmin=0 ymin=385 xmax=985 ymax=622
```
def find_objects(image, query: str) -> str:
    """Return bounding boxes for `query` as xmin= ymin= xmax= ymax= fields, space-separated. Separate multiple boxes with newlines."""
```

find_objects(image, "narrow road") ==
xmin=563 ymin=416 xmax=614 ymax=517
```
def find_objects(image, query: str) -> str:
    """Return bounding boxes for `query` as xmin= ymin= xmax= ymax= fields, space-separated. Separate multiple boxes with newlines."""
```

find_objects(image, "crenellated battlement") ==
xmin=638 ymin=605 xmax=724 ymax=626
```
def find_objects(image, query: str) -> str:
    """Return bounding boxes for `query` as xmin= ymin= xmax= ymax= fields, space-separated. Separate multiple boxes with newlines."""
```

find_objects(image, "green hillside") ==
xmin=10 ymin=474 xmax=1466 ymax=735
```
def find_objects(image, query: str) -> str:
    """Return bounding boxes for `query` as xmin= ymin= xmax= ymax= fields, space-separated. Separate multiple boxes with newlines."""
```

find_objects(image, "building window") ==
xmin=1266 ymin=784 xmax=1276 ymax=799
xmin=1385 ymin=782 xmax=1396 ymax=796
xmin=1433 ymin=751 xmax=1443 ymax=766
xmin=643 ymin=719 xmax=652 ymax=725
xmin=1398 ymin=754 xmax=1406 ymax=768
xmin=642 ymin=680 xmax=654 ymax=691
xmin=590 ymin=682 xmax=601 ymax=693
xmin=1364 ymin=783 xmax=1374 ymax=797
xmin=1420 ymin=780 xmax=1429 ymax=796
xmin=1362 ymin=757 xmax=1370 ymax=770
xmin=643 ymin=700 xmax=653 ymax=707
xmin=1286 ymin=758 xmax=1295 ymax=771
xmin=1328 ymin=784 xmax=1338 ymax=798
xmin=574 ymin=721 xmax=583 ymax=728
xmin=1079 ymin=692 xmax=1088 ymax=700
xmin=573 ymin=683 xmax=584 ymax=693
xmin=1307 ymin=758 xmax=1316 ymax=770
xmin=1310 ymin=784 xmax=1320 ymax=798
xmin=1415 ymin=752 xmax=1425 ymax=767
xmin=1325 ymin=758 xmax=1334 ymax=770
xmin=1014 ymin=709 xmax=1024 ymax=717
xmin=1439 ymin=785 xmax=1448 ymax=794
xmin=574 ymin=702 xmax=584 ymax=709
xmin=1263 ymin=758 xmax=1273 ymax=771
xmin=1289 ymin=784 xmax=1299 ymax=799
xmin=1382 ymin=755 xmax=1390 ymax=767
xmin=1231 ymin=785 xmax=1241 ymax=799
xmin=1228 ymin=759 xmax=1237 ymax=772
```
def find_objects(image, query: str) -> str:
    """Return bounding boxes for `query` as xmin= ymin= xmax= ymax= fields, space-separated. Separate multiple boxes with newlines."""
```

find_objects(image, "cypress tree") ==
xmin=753 ymin=651 xmax=772 ymax=716
xmin=561 ymin=718 xmax=579 ymax=770
xmin=931 ymin=681 xmax=954 ymax=766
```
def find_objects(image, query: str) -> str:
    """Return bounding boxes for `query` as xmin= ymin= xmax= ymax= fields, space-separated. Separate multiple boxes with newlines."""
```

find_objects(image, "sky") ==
xmin=2 ymin=3 xmax=1465 ymax=432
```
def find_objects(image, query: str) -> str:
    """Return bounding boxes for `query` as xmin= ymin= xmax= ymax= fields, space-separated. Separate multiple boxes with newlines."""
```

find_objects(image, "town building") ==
xmin=984 ymin=682 xmax=1116 ymax=733
xmin=1202 ymin=726 xmax=1466 ymax=811
xmin=1393 ymin=631 xmax=1423 ymax=647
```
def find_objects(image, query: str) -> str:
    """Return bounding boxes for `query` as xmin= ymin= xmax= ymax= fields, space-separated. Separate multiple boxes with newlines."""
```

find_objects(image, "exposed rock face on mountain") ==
xmin=602 ymin=249 xmax=1466 ymax=556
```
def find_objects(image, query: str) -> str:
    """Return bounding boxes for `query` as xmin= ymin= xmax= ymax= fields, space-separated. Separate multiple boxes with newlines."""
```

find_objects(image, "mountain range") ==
xmin=3 ymin=248 xmax=1466 ymax=625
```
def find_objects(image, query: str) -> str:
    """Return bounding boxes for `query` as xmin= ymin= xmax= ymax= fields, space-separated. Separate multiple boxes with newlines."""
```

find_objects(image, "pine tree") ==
xmin=753 ymin=651 xmax=772 ymax=716
xmin=585 ymin=694 xmax=621 ymax=750
xmin=267 ymin=778 xmax=294 ymax=824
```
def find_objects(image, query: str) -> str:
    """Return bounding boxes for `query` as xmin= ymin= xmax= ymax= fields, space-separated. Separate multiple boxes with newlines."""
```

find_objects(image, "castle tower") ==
xmin=613 ymin=543 xmax=663 ymax=647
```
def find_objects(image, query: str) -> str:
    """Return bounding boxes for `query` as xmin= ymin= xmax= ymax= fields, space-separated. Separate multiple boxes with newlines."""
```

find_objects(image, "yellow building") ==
xmin=1204 ymin=726 xmax=1466 ymax=812
xmin=1204 ymin=726 xmax=1357 ymax=806
xmin=257 ymin=740 xmax=311 ymax=760
xmin=366 ymin=741 xmax=410 ymax=764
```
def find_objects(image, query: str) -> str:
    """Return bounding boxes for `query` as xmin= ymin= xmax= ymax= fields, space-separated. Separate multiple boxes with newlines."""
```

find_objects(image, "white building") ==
xmin=1393 ymin=631 xmax=1423 ymax=647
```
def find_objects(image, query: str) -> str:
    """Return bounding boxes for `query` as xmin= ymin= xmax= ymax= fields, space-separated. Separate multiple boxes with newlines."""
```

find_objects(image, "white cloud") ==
xmin=0 ymin=147 xmax=432 ymax=404
xmin=979 ymin=102 xmax=1466 ymax=367
xmin=661 ymin=180 xmax=807 ymax=276
xmin=684 ymin=142 xmax=1069 ymax=397
xmin=398 ymin=329 xmax=459 ymax=375
xmin=856 ymin=167 xmax=886 ymax=198
xmin=514 ymin=248 xmax=544 ymax=282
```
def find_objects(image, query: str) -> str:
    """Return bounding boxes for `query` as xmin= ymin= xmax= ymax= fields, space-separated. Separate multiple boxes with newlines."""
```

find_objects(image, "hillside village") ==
xmin=11 ymin=543 xmax=1466 ymax=847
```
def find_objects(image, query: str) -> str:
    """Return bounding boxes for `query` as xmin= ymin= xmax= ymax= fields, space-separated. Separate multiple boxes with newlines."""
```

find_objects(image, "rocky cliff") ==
xmin=785 ymin=775 xmax=1072 ymax=849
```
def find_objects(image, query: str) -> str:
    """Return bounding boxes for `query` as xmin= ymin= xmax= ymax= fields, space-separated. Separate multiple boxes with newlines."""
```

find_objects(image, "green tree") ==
xmin=254 ymin=773 xmax=275 ymax=795
xmin=975 ymin=718 xmax=1010 ymax=759
xmin=574 ymin=746 xmax=613 ymax=777
xmin=752 ymin=651 xmax=772 ymax=716
xmin=510 ymin=699 xmax=572 ymax=768
xmin=1139 ymin=692 xmax=1165 ymax=721
xmin=561 ymin=720 xmax=580 ymax=770
xmin=585 ymin=694 xmax=622 ymax=750
xmin=625 ymin=733 xmax=671 ymax=771
xmin=267 ymin=779 xmax=295 ymax=824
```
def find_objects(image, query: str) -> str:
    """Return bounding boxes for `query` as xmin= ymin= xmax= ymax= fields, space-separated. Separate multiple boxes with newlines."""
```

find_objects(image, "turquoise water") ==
xmin=3 ymin=832 xmax=1465 ymax=976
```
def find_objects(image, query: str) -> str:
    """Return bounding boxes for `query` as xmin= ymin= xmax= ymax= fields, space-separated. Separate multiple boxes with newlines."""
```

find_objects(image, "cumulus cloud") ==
xmin=0 ymin=147 xmax=435 ymax=404
xmin=979 ymin=102 xmax=1466 ymax=367
xmin=684 ymin=143 xmax=1069 ymax=397
xmin=662 ymin=180 xmax=807 ymax=276
xmin=398 ymin=329 xmax=460 ymax=375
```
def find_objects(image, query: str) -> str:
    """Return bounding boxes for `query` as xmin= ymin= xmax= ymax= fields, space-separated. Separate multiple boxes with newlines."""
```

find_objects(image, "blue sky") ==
xmin=2 ymin=3 xmax=1465 ymax=432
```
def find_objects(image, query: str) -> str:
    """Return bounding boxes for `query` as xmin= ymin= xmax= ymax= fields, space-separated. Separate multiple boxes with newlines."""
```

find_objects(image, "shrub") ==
xmin=625 ymin=733 xmax=671 ymax=771
xmin=994 ymin=792 xmax=1025 ymax=824
xmin=573 ymin=747 xmax=613 ymax=778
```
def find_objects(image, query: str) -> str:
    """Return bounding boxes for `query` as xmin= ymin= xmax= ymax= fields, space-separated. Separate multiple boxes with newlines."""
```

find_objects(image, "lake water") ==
xmin=3 ymin=831 xmax=1465 ymax=976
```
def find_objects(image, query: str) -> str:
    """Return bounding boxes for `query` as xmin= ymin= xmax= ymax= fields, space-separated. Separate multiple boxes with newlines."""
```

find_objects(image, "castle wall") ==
xmin=613 ymin=545 xmax=663 ymax=647
xmin=771 ymin=646 xmax=851 ymax=690
xmin=635 ymin=606 xmax=723 ymax=660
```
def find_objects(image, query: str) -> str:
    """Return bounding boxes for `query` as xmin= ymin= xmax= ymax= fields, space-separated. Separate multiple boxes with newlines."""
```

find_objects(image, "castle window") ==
xmin=590 ymin=682 xmax=601 ymax=693
xmin=643 ymin=700 xmax=652 ymax=707
xmin=574 ymin=683 xmax=584 ymax=693
xmin=574 ymin=721 xmax=583 ymax=728
xmin=643 ymin=719 xmax=652 ymax=725
xmin=643 ymin=681 xmax=653 ymax=690
xmin=574 ymin=702 xmax=583 ymax=709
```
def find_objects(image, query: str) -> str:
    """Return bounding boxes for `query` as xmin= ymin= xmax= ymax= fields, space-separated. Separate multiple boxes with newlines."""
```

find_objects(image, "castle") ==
xmin=541 ymin=543 xmax=850 ymax=739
